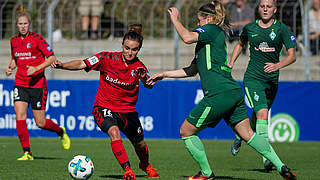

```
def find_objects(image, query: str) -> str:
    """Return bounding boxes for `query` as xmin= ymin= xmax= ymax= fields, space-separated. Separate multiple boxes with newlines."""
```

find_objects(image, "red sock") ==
xmin=42 ymin=119 xmax=63 ymax=136
xmin=16 ymin=120 xmax=30 ymax=152
xmin=135 ymin=143 xmax=149 ymax=166
xmin=111 ymin=140 xmax=130 ymax=169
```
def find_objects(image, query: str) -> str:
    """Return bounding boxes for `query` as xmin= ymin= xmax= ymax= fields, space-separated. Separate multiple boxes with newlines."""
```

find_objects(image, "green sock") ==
xmin=182 ymin=135 xmax=212 ymax=177
xmin=256 ymin=119 xmax=269 ymax=163
xmin=247 ymin=133 xmax=284 ymax=172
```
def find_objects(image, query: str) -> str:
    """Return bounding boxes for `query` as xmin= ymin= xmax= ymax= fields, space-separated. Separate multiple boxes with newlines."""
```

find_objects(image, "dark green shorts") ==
xmin=243 ymin=77 xmax=278 ymax=113
xmin=186 ymin=88 xmax=248 ymax=128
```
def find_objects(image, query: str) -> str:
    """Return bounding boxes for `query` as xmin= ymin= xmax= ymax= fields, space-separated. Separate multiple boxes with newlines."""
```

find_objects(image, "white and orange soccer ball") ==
xmin=68 ymin=155 xmax=94 ymax=179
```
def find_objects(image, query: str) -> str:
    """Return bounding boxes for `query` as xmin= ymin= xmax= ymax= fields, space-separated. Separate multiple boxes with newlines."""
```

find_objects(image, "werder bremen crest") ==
xmin=254 ymin=92 xmax=259 ymax=101
xmin=269 ymin=29 xmax=276 ymax=40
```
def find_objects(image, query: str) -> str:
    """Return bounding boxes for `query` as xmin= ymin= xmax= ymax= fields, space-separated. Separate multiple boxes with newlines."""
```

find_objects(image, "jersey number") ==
xmin=102 ymin=108 xmax=112 ymax=118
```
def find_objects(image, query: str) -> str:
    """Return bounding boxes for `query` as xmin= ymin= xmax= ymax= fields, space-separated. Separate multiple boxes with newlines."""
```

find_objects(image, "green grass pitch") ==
xmin=0 ymin=137 xmax=319 ymax=180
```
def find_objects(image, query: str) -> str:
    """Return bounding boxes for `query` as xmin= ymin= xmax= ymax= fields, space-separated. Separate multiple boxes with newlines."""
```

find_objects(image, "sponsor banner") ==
xmin=0 ymin=80 xmax=319 ymax=141
xmin=269 ymin=113 xmax=300 ymax=142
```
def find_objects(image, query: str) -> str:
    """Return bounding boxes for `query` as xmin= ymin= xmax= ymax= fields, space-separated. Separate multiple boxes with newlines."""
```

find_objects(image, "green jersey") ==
xmin=240 ymin=20 xmax=297 ymax=82
xmin=193 ymin=24 xmax=240 ymax=96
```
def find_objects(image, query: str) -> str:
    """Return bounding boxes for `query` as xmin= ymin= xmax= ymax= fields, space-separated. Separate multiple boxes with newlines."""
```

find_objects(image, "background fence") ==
xmin=0 ymin=0 xmax=307 ymax=40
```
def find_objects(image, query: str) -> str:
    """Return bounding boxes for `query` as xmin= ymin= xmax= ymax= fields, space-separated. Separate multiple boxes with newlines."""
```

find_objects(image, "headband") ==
xmin=199 ymin=10 xmax=215 ymax=16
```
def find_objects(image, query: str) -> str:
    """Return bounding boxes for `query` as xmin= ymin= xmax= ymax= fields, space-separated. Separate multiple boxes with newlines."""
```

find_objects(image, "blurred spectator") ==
xmin=222 ymin=0 xmax=231 ymax=7
xmin=1 ymin=1 xmax=15 ymax=39
xmin=309 ymin=0 xmax=320 ymax=55
xmin=228 ymin=0 xmax=254 ymax=54
xmin=78 ymin=0 xmax=103 ymax=40
xmin=100 ymin=16 xmax=125 ymax=38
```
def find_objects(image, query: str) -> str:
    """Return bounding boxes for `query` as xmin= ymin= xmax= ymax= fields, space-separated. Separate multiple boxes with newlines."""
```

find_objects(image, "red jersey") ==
xmin=83 ymin=51 xmax=150 ymax=113
xmin=11 ymin=32 xmax=54 ymax=88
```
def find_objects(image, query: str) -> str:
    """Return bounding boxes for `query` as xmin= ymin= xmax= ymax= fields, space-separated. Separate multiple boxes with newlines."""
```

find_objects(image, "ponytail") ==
xmin=198 ymin=1 xmax=230 ymax=30
xmin=16 ymin=5 xmax=31 ymax=24
xmin=122 ymin=24 xmax=144 ymax=50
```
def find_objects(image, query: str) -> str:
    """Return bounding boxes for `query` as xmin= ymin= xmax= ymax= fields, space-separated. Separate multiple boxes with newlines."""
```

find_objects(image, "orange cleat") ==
xmin=139 ymin=163 xmax=160 ymax=178
xmin=123 ymin=166 xmax=136 ymax=180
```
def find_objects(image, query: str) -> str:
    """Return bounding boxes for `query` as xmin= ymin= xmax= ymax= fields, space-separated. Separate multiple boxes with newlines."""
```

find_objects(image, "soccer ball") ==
xmin=68 ymin=155 xmax=94 ymax=179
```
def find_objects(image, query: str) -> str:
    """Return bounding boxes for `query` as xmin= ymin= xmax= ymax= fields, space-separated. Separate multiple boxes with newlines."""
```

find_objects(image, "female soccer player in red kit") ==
xmin=5 ymin=6 xmax=70 ymax=160
xmin=51 ymin=24 xmax=159 ymax=180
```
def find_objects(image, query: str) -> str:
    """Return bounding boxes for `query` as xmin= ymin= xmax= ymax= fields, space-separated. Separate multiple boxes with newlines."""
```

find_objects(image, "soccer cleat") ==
xmin=231 ymin=138 xmax=242 ymax=156
xmin=280 ymin=165 xmax=296 ymax=180
xmin=17 ymin=151 xmax=34 ymax=161
xmin=264 ymin=159 xmax=274 ymax=172
xmin=139 ymin=163 xmax=160 ymax=178
xmin=187 ymin=171 xmax=215 ymax=180
xmin=60 ymin=126 xmax=70 ymax=150
xmin=123 ymin=166 xmax=136 ymax=180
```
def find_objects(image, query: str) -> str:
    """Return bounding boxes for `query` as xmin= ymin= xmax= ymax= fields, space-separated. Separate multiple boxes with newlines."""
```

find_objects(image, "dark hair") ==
xmin=16 ymin=5 xmax=31 ymax=24
xmin=198 ymin=1 xmax=230 ymax=30
xmin=122 ymin=24 xmax=143 ymax=50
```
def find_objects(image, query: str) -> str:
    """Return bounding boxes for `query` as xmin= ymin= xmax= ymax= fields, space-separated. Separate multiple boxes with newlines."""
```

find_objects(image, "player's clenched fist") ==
xmin=5 ymin=66 xmax=14 ymax=76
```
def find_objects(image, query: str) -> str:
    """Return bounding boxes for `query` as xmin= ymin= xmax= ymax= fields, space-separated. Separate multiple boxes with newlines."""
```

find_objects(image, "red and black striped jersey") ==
xmin=10 ymin=32 xmax=54 ymax=88
xmin=83 ymin=51 xmax=150 ymax=113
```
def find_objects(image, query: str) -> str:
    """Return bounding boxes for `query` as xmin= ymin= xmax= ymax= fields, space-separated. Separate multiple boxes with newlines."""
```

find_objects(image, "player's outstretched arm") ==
xmin=146 ymin=58 xmax=198 ymax=86
xmin=51 ymin=60 xmax=87 ymax=71
xmin=146 ymin=69 xmax=190 ymax=86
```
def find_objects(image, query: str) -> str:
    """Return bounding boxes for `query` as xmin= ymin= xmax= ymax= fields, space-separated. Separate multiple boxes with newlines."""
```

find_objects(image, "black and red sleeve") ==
xmin=35 ymin=33 xmax=54 ymax=58
xmin=83 ymin=53 xmax=103 ymax=72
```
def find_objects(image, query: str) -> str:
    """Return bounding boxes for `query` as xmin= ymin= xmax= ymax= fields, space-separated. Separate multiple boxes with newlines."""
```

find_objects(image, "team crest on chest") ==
xmin=254 ymin=92 xmax=259 ymax=102
xmin=131 ymin=70 xmax=136 ymax=77
xmin=27 ymin=43 xmax=31 ymax=49
xmin=269 ymin=29 xmax=276 ymax=40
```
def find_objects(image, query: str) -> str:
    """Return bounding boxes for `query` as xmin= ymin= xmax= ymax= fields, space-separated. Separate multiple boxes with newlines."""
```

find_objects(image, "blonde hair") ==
xmin=16 ymin=5 xmax=31 ymax=24
xmin=198 ymin=1 xmax=230 ymax=30
xmin=255 ymin=0 xmax=278 ymax=20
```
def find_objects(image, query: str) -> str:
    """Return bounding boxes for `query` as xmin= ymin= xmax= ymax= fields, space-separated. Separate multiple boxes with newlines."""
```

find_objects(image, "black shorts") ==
xmin=92 ymin=106 xmax=144 ymax=144
xmin=13 ymin=85 xmax=48 ymax=110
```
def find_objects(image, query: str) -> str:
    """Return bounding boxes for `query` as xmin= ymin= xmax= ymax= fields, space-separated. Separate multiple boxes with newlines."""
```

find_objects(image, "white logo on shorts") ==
xmin=137 ymin=127 xmax=142 ymax=134
xmin=14 ymin=88 xmax=20 ymax=100
xmin=37 ymin=102 xmax=41 ymax=108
